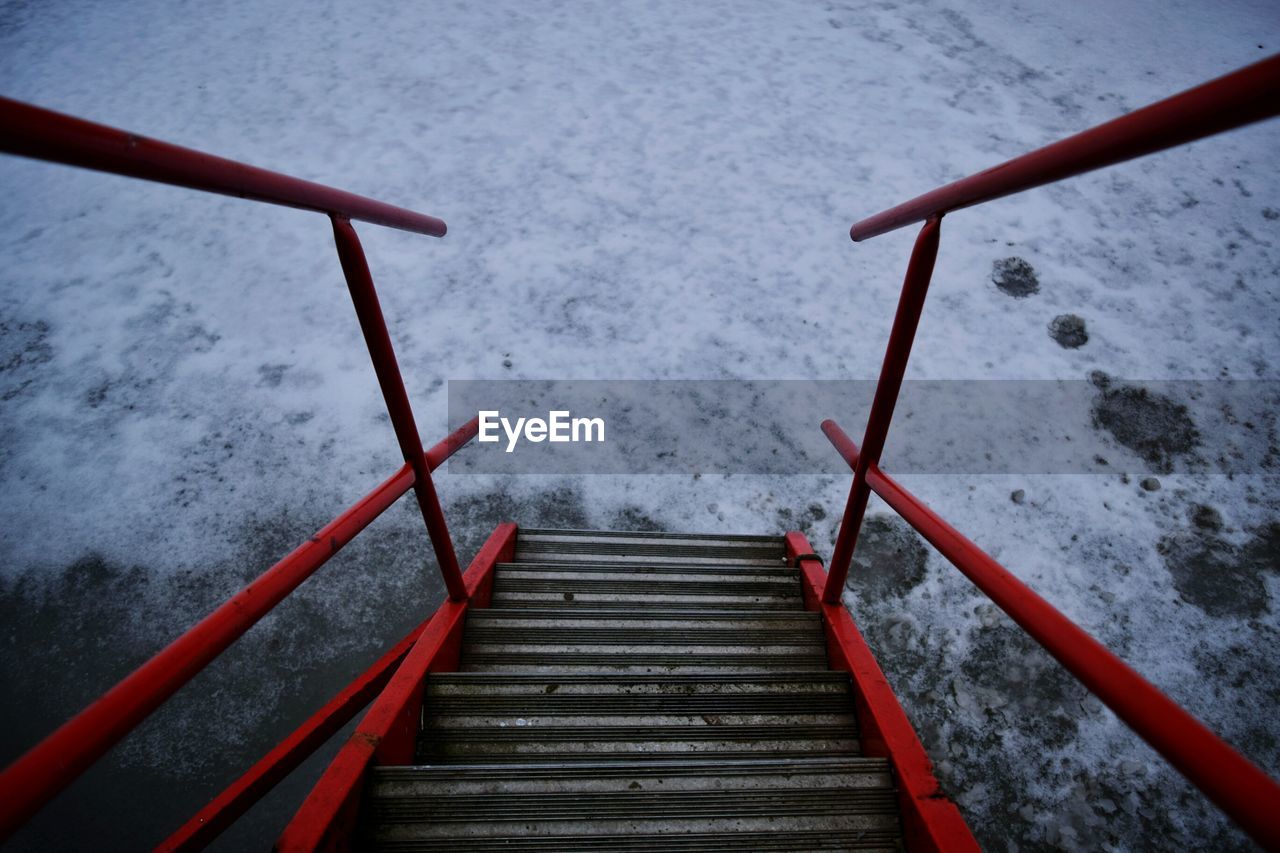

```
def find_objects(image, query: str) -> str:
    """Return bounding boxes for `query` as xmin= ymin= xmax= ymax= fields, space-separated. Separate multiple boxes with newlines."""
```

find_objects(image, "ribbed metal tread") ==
xmin=465 ymin=610 xmax=820 ymax=628
xmin=513 ymin=530 xmax=787 ymax=569
xmin=459 ymin=654 xmax=829 ymax=673
xmin=488 ymin=594 xmax=799 ymax=610
xmin=366 ymin=787 xmax=897 ymax=822
xmin=465 ymin=627 xmax=823 ymax=645
xmin=515 ymin=551 xmax=787 ymax=567
xmin=422 ymin=724 xmax=860 ymax=762
xmin=497 ymin=566 xmax=801 ymax=585
xmin=497 ymin=560 xmax=801 ymax=577
xmin=429 ymin=724 xmax=855 ymax=740
xmin=426 ymin=672 xmax=850 ymax=690
xmin=366 ymin=828 xmax=900 ymax=851
xmin=425 ymin=693 xmax=853 ymax=715
xmin=494 ymin=577 xmax=800 ymax=596
xmin=374 ymin=756 xmax=889 ymax=786
xmin=468 ymin=607 xmax=819 ymax=622
xmin=519 ymin=529 xmax=785 ymax=544
xmin=419 ymin=749 xmax=864 ymax=765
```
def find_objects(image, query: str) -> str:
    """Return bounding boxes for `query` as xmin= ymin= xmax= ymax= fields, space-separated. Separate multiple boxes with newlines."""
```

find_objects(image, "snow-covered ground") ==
xmin=1 ymin=0 xmax=1277 ymax=849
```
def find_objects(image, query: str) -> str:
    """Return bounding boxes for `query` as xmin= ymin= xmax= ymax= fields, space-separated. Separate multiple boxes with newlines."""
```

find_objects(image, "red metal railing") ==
xmin=825 ymin=54 xmax=1280 ymax=848
xmin=0 ymin=97 xmax=472 ymax=843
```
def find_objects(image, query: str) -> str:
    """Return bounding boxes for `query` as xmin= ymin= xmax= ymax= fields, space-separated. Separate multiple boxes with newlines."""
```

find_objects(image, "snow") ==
xmin=1 ymin=0 xmax=1278 ymax=849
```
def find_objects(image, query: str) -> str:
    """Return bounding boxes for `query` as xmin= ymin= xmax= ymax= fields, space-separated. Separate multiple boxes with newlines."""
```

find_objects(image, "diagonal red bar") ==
xmin=0 ymin=425 xmax=477 ymax=843
xmin=821 ymin=418 xmax=1280 ymax=849
xmin=154 ymin=616 xmax=431 ymax=852
xmin=330 ymin=216 xmax=467 ymax=601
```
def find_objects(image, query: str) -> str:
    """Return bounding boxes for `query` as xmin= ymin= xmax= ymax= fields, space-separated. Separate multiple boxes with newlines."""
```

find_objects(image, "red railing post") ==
xmin=824 ymin=216 xmax=942 ymax=604
xmin=329 ymin=216 xmax=466 ymax=601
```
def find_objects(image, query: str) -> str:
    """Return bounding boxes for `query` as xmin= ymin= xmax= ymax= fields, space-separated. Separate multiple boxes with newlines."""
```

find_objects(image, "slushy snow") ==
xmin=1 ymin=0 xmax=1278 ymax=849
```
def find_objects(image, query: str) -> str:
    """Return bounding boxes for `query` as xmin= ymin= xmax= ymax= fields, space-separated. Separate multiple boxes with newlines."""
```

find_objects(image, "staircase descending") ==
xmin=361 ymin=529 xmax=904 ymax=850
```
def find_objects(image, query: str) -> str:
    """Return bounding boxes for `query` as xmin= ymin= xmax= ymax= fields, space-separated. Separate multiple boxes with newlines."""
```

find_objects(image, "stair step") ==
xmin=425 ymin=695 xmax=851 ymax=716
xmin=427 ymin=674 xmax=852 ymax=714
xmin=493 ymin=577 xmax=800 ymax=595
xmin=368 ymin=788 xmax=898 ymax=821
xmin=488 ymin=593 xmax=799 ymax=610
xmin=458 ymin=654 xmax=828 ymax=673
xmin=520 ymin=529 xmax=785 ymax=545
xmin=514 ymin=530 xmax=786 ymax=566
xmin=365 ymin=827 xmax=901 ymax=851
xmin=497 ymin=560 xmax=800 ymax=578
xmin=466 ymin=606 xmax=817 ymax=619
xmin=496 ymin=566 xmax=800 ymax=586
xmin=515 ymin=550 xmax=786 ymax=567
xmin=464 ymin=628 xmax=823 ymax=646
xmin=464 ymin=610 xmax=820 ymax=629
xmin=372 ymin=756 xmax=890 ymax=790
xmin=419 ymin=722 xmax=860 ymax=758
xmin=427 ymin=674 xmax=854 ymax=722
xmin=427 ymin=672 xmax=851 ymax=694
xmin=464 ymin=643 xmax=824 ymax=656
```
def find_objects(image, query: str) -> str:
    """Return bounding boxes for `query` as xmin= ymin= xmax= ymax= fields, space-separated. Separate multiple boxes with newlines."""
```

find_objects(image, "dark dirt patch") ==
xmin=0 ymin=507 xmax=435 ymax=850
xmin=1158 ymin=522 xmax=1279 ymax=618
xmin=845 ymin=514 xmax=928 ymax=600
xmin=0 ymin=318 xmax=52 ymax=373
xmin=1189 ymin=504 xmax=1223 ymax=532
xmin=610 ymin=506 xmax=667 ymax=531
xmin=959 ymin=623 xmax=1091 ymax=749
xmin=257 ymin=363 xmax=290 ymax=387
xmin=1091 ymin=382 xmax=1200 ymax=473
xmin=446 ymin=485 xmax=590 ymax=558
xmin=776 ymin=503 xmax=828 ymax=539
xmin=991 ymin=257 xmax=1040 ymax=298
xmin=0 ymin=317 xmax=53 ymax=401
xmin=1048 ymin=313 xmax=1088 ymax=348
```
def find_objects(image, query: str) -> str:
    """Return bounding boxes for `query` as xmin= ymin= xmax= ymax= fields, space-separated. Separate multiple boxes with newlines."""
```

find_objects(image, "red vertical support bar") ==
xmin=329 ymin=215 xmax=466 ymax=601
xmin=824 ymin=216 xmax=942 ymax=604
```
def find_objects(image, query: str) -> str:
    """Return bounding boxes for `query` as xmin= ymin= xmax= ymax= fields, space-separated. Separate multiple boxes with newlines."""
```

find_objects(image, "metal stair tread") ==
xmin=495 ymin=560 xmax=801 ymax=577
xmin=496 ymin=566 xmax=801 ymax=585
xmin=487 ymin=595 xmax=800 ymax=610
xmin=426 ymin=672 xmax=850 ymax=688
xmin=493 ymin=577 xmax=800 ymax=594
xmin=365 ymin=787 xmax=897 ymax=821
xmin=463 ymin=607 xmax=821 ymax=619
xmin=373 ymin=756 xmax=889 ymax=782
xmin=517 ymin=529 xmax=787 ymax=547
xmin=463 ymin=628 xmax=824 ymax=645
xmin=364 ymin=828 xmax=900 ymax=852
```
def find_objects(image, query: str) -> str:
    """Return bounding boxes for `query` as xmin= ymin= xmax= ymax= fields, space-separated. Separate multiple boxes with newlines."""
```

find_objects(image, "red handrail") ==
xmin=821 ymin=420 xmax=1280 ymax=849
xmin=850 ymin=54 xmax=1280 ymax=240
xmin=156 ymin=614 xmax=434 ymax=852
xmin=0 ymin=97 xmax=447 ymax=237
xmin=827 ymin=52 xmax=1280 ymax=848
xmin=0 ymin=99 xmax=469 ymax=844
xmin=0 ymin=421 xmax=478 ymax=841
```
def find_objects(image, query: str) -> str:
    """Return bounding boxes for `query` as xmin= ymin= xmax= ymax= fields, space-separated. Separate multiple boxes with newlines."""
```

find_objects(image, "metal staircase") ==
xmin=359 ymin=529 xmax=904 ymax=850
